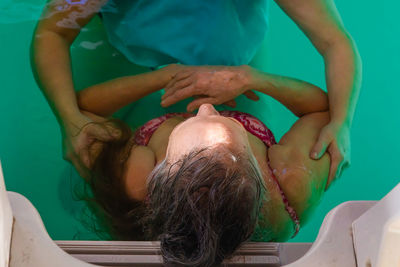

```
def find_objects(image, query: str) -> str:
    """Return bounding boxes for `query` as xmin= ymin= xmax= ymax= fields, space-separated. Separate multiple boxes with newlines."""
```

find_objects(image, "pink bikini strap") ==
xmin=265 ymin=154 xmax=300 ymax=238
xmin=220 ymin=111 xmax=300 ymax=237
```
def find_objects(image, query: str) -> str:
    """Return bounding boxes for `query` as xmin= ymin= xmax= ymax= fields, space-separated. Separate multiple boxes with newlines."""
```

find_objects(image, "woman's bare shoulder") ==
xmin=267 ymin=112 xmax=330 ymax=223
xmin=124 ymin=145 xmax=156 ymax=201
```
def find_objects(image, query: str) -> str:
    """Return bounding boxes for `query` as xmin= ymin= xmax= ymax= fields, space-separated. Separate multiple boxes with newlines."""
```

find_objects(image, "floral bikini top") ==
xmin=134 ymin=110 xmax=300 ymax=238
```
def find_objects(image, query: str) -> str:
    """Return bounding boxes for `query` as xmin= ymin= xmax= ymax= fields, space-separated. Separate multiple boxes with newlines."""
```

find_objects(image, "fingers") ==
xmin=170 ymin=70 xmax=193 ymax=84
xmin=86 ymin=122 xmax=119 ymax=142
xmin=161 ymin=85 xmax=196 ymax=107
xmin=223 ymin=99 xmax=237 ymax=108
xmin=166 ymin=77 xmax=193 ymax=97
xmin=69 ymin=154 xmax=90 ymax=180
xmin=103 ymin=122 xmax=122 ymax=139
xmin=325 ymin=148 xmax=346 ymax=191
xmin=243 ymin=90 xmax=260 ymax=101
xmin=163 ymin=70 xmax=194 ymax=99
xmin=335 ymin=159 xmax=350 ymax=180
xmin=63 ymin=145 xmax=88 ymax=174
xmin=163 ymin=75 xmax=193 ymax=100
xmin=62 ymin=117 xmax=122 ymax=180
xmin=187 ymin=98 xmax=218 ymax=112
xmin=325 ymin=154 xmax=340 ymax=191
xmin=79 ymin=141 xmax=104 ymax=169
xmin=79 ymin=147 xmax=92 ymax=169
xmin=310 ymin=132 xmax=329 ymax=160
xmin=72 ymin=123 xmax=118 ymax=170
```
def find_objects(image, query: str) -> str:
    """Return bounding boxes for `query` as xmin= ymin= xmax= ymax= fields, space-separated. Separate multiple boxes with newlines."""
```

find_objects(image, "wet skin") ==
xmin=124 ymin=104 xmax=297 ymax=240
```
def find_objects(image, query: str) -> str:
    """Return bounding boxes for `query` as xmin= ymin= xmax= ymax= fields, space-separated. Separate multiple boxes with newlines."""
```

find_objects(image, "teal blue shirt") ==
xmin=101 ymin=0 xmax=269 ymax=68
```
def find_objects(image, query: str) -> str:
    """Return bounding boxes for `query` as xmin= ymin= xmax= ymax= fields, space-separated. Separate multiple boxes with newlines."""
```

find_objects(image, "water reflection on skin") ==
xmin=275 ymin=164 xmax=313 ymax=176
xmin=0 ymin=0 xmax=116 ymax=27
xmin=53 ymin=0 xmax=107 ymax=29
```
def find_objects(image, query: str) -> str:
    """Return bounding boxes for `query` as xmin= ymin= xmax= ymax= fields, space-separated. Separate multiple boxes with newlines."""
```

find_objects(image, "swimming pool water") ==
xmin=0 ymin=0 xmax=399 ymax=242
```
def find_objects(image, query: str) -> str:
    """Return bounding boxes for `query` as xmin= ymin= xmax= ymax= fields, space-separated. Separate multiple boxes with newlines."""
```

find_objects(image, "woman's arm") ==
xmin=268 ymin=111 xmax=330 ymax=225
xmin=159 ymin=65 xmax=328 ymax=116
xmin=274 ymin=0 xmax=361 ymax=187
xmin=246 ymin=66 xmax=329 ymax=117
xmin=77 ymin=64 xmax=182 ymax=117
xmin=31 ymin=0 xmax=119 ymax=177
xmin=274 ymin=0 xmax=361 ymax=127
xmin=31 ymin=0 xmax=106 ymax=126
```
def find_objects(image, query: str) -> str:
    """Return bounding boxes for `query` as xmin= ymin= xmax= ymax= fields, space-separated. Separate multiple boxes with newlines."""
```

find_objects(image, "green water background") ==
xmin=0 ymin=0 xmax=399 ymax=242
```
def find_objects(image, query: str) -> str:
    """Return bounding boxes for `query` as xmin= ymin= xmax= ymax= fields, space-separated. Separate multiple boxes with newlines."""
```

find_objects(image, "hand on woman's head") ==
xmin=84 ymin=122 xmax=124 ymax=164
xmin=62 ymin=112 xmax=122 ymax=179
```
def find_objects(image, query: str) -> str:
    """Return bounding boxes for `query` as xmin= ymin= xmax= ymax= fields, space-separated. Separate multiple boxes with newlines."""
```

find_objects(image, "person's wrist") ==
xmin=235 ymin=65 xmax=251 ymax=93
xmin=56 ymin=102 xmax=81 ymax=119
xmin=327 ymin=119 xmax=351 ymax=139
xmin=163 ymin=63 xmax=179 ymax=73
xmin=330 ymin=112 xmax=352 ymax=128
xmin=239 ymin=65 xmax=270 ymax=93
xmin=60 ymin=111 xmax=92 ymax=135
xmin=161 ymin=63 xmax=186 ymax=85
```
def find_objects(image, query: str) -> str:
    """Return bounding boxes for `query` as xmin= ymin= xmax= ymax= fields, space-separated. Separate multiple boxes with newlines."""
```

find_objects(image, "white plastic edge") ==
xmin=0 ymin=161 xmax=13 ymax=267
xmin=376 ymin=214 xmax=400 ymax=267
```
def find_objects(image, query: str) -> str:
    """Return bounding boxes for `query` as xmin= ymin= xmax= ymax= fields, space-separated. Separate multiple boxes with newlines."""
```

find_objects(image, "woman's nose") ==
xmin=197 ymin=103 xmax=219 ymax=116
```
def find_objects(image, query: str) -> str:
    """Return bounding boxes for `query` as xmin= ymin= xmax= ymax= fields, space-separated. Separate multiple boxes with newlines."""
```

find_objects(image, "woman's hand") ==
xmin=161 ymin=65 xmax=260 ymax=112
xmin=310 ymin=120 xmax=351 ymax=191
xmin=61 ymin=112 xmax=120 ymax=180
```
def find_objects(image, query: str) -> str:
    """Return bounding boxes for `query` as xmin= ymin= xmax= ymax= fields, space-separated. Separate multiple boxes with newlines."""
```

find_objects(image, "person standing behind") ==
xmin=31 ymin=0 xmax=361 ymax=188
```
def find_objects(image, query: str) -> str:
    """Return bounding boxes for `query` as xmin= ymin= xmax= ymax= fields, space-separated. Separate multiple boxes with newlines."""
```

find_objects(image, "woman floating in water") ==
xmin=76 ymin=64 xmax=331 ymax=266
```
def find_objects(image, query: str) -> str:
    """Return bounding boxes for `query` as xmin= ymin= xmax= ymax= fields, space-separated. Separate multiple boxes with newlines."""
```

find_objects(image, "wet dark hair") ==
xmin=74 ymin=117 xmax=148 ymax=240
xmin=143 ymin=146 xmax=266 ymax=266
xmin=75 ymin=118 xmax=267 ymax=266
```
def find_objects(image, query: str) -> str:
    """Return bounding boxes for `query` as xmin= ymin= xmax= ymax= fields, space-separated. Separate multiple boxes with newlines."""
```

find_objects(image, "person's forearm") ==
xmin=323 ymin=36 xmax=362 ymax=127
xmin=246 ymin=66 xmax=329 ymax=117
xmin=77 ymin=65 xmax=178 ymax=116
xmin=31 ymin=29 xmax=81 ymax=125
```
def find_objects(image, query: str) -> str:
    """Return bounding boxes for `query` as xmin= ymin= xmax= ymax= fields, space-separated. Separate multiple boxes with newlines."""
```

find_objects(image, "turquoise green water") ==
xmin=0 ymin=0 xmax=399 ymax=242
